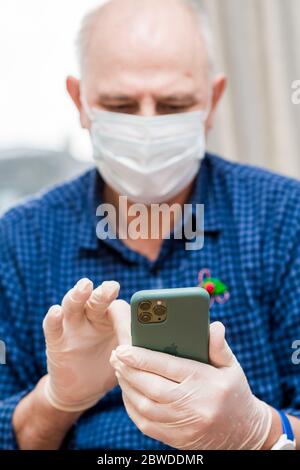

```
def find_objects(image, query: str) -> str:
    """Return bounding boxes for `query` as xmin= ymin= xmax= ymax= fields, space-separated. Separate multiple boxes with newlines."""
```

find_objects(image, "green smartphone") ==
xmin=131 ymin=287 xmax=210 ymax=363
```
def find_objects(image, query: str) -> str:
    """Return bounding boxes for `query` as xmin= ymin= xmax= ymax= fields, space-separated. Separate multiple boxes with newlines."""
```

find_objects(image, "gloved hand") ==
xmin=43 ymin=278 xmax=130 ymax=412
xmin=110 ymin=321 xmax=272 ymax=450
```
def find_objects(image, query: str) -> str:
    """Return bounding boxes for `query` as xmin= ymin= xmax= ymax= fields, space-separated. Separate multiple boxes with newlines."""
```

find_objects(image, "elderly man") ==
xmin=0 ymin=0 xmax=299 ymax=450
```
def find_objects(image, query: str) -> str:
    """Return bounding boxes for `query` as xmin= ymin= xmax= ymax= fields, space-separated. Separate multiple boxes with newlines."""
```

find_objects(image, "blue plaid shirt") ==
xmin=0 ymin=153 xmax=300 ymax=449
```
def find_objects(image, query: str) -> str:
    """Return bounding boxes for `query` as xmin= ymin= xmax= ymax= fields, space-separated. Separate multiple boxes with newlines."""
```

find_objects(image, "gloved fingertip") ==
xmin=43 ymin=306 xmax=63 ymax=344
xmin=76 ymin=278 xmax=93 ymax=293
xmin=115 ymin=345 xmax=133 ymax=361
xmin=48 ymin=304 xmax=62 ymax=316
xmin=100 ymin=280 xmax=120 ymax=299
xmin=209 ymin=321 xmax=235 ymax=368
xmin=44 ymin=305 xmax=62 ymax=329
xmin=210 ymin=321 xmax=225 ymax=337
xmin=110 ymin=349 xmax=117 ymax=364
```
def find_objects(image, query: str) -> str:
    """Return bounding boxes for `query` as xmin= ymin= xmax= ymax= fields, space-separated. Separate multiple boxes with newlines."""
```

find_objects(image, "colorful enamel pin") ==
xmin=198 ymin=268 xmax=230 ymax=306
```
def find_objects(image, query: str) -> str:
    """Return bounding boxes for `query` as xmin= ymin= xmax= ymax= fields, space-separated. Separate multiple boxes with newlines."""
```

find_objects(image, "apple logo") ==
xmin=163 ymin=342 xmax=178 ymax=356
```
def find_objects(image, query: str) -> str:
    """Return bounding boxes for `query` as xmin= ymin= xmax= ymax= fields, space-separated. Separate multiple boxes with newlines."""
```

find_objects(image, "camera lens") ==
xmin=139 ymin=301 xmax=152 ymax=311
xmin=139 ymin=312 xmax=152 ymax=323
xmin=153 ymin=304 xmax=167 ymax=316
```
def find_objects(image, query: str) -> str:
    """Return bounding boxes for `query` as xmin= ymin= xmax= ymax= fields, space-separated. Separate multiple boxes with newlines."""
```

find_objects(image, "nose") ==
xmin=138 ymin=96 xmax=157 ymax=117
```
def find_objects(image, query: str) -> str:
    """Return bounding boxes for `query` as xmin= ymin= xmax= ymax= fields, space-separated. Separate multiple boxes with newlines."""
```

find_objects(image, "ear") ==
xmin=66 ymin=76 xmax=90 ymax=129
xmin=206 ymin=74 xmax=227 ymax=132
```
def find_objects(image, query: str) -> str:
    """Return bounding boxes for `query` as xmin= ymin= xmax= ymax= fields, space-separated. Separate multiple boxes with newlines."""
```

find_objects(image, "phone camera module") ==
xmin=153 ymin=304 xmax=167 ymax=316
xmin=139 ymin=312 xmax=152 ymax=323
xmin=139 ymin=301 xmax=152 ymax=311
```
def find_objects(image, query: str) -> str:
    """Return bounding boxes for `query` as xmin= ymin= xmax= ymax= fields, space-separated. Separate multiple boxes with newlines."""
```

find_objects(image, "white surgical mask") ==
xmin=84 ymin=102 xmax=207 ymax=204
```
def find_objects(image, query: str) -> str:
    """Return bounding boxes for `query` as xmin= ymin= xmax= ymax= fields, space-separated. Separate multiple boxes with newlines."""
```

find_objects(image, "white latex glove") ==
xmin=110 ymin=321 xmax=272 ymax=450
xmin=43 ymin=278 xmax=130 ymax=412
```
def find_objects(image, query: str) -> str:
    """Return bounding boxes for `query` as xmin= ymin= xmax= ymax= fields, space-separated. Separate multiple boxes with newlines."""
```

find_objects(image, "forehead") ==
xmin=84 ymin=60 xmax=209 ymax=100
xmin=81 ymin=2 xmax=210 ymax=95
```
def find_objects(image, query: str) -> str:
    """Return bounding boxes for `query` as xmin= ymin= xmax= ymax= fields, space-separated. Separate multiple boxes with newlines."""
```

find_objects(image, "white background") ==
xmin=0 ymin=0 xmax=108 ymax=161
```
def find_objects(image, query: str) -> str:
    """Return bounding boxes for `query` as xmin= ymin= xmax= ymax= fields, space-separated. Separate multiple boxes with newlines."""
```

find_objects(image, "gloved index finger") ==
xmin=115 ymin=345 xmax=206 ymax=383
xmin=85 ymin=280 xmax=120 ymax=323
xmin=107 ymin=299 xmax=131 ymax=346
xmin=62 ymin=278 xmax=93 ymax=322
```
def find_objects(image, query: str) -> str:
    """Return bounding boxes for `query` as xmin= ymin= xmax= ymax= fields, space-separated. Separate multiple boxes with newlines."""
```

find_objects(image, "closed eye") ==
xmin=157 ymin=100 xmax=197 ymax=114
xmin=103 ymin=103 xmax=139 ymax=114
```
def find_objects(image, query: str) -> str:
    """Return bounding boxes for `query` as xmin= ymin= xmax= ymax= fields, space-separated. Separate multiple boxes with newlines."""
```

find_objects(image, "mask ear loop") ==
xmin=80 ymin=94 xmax=94 ymax=122
xmin=202 ymin=89 xmax=213 ymax=123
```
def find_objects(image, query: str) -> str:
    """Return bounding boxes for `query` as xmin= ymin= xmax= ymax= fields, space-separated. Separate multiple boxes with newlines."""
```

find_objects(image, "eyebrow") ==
xmin=97 ymin=93 xmax=197 ymax=105
xmin=158 ymin=94 xmax=197 ymax=103
xmin=98 ymin=94 xmax=136 ymax=103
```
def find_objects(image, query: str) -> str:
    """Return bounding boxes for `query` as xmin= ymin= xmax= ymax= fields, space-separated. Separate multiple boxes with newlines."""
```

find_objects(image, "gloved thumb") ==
xmin=108 ymin=299 xmax=131 ymax=346
xmin=209 ymin=321 xmax=235 ymax=368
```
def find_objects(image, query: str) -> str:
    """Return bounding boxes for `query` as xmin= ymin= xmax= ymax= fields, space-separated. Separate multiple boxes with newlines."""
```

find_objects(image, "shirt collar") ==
xmin=78 ymin=153 xmax=223 ymax=252
xmin=78 ymin=169 xmax=102 ymax=251
xmin=187 ymin=154 xmax=223 ymax=233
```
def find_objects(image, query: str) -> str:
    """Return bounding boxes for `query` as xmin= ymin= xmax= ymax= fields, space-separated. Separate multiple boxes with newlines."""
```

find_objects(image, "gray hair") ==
xmin=77 ymin=0 xmax=216 ymax=76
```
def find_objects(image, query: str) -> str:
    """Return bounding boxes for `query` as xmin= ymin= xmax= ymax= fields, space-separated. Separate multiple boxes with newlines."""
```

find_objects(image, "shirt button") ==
xmin=150 ymin=265 xmax=160 ymax=275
